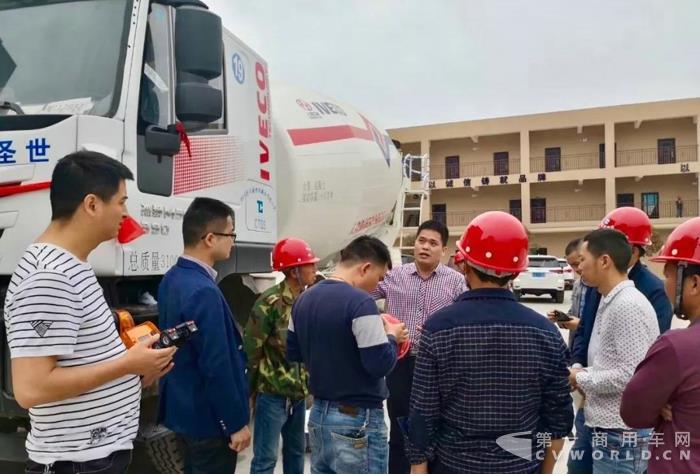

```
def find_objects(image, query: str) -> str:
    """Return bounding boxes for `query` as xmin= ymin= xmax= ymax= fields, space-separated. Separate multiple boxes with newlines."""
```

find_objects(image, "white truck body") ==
xmin=0 ymin=0 xmax=403 ymax=278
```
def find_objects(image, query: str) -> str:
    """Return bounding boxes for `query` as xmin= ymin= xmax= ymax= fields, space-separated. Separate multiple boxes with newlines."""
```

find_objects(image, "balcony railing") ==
xmin=638 ymin=199 xmax=699 ymax=219
xmin=433 ymin=208 xmax=521 ymax=227
xmin=530 ymin=152 xmax=603 ymax=173
xmin=616 ymin=145 xmax=698 ymax=167
xmin=531 ymin=204 xmax=606 ymax=224
xmin=431 ymin=159 xmax=521 ymax=180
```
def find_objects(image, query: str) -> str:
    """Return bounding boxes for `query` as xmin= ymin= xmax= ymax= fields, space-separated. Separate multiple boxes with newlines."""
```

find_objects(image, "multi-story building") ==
xmin=390 ymin=98 xmax=700 ymax=264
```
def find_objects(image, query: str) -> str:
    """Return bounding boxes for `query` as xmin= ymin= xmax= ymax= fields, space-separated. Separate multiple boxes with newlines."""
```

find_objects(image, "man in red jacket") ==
xmin=621 ymin=217 xmax=700 ymax=474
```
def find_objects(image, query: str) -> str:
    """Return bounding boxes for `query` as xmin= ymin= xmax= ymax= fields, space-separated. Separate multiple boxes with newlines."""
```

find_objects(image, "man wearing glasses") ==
xmin=158 ymin=197 xmax=251 ymax=473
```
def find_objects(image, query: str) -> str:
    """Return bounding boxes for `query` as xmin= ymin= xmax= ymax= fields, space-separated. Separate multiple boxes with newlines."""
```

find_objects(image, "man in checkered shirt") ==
xmin=405 ymin=212 xmax=573 ymax=474
xmin=371 ymin=220 xmax=466 ymax=474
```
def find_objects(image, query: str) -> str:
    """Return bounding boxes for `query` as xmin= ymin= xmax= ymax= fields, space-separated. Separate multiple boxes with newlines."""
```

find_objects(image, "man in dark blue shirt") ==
xmin=406 ymin=211 xmax=573 ymax=474
xmin=288 ymin=236 xmax=408 ymax=474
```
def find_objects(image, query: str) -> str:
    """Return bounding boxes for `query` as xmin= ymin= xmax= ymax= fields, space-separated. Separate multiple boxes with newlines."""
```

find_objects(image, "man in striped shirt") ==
xmin=4 ymin=152 xmax=176 ymax=473
xmin=371 ymin=220 xmax=466 ymax=474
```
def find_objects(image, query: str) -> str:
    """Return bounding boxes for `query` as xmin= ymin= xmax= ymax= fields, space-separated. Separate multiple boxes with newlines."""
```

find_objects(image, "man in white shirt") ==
xmin=569 ymin=228 xmax=659 ymax=474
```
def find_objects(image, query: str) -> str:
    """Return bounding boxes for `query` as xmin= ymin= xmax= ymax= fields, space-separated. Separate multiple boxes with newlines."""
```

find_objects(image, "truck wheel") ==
xmin=142 ymin=424 xmax=184 ymax=474
xmin=512 ymin=290 xmax=522 ymax=301
xmin=555 ymin=291 xmax=565 ymax=304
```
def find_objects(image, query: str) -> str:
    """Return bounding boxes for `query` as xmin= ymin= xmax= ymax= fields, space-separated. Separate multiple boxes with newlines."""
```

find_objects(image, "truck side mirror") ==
xmin=174 ymin=7 xmax=223 ymax=132
xmin=145 ymin=125 xmax=181 ymax=156
xmin=175 ymin=83 xmax=222 ymax=130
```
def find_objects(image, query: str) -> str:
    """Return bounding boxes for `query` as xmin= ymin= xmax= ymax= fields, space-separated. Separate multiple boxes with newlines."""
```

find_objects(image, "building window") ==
xmin=531 ymin=198 xmax=547 ymax=224
xmin=432 ymin=204 xmax=447 ymax=225
xmin=445 ymin=156 xmax=460 ymax=179
xmin=658 ymin=138 xmax=676 ymax=164
xmin=494 ymin=151 xmax=509 ymax=175
xmin=616 ymin=193 xmax=634 ymax=208
xmin=545 ymin=147 xmax=561 ymax=172
xmin=509 ymin=199 xmax=522 ymax=221
xmin=410 ymin=157 xmax=422 ymax=182
xmin=641 ymin=192 xmax=659 ymax=219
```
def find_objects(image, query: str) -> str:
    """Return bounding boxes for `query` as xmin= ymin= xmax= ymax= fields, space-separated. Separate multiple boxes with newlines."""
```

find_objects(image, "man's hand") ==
xmin=559 ymin=316 xmax=580 ymax=331
xmin=384 ymin=319 xmax=409 ymax=344
xmin=411 ymin=462 xmax=429 ymax=474
xmin=141 ymin=361 xmax=175 ymax=388
xmin=228 ymin=425 xmax=251 ymax=452
xmin=123 ymin=334 xmax=177 ymax=379
xmin=569 ymin=368 xmax=583 ymax=392
xmin=546 ymin=312 xmax=580 ymax=331
xmin=661 ymin=404 xmax=673 ymax=422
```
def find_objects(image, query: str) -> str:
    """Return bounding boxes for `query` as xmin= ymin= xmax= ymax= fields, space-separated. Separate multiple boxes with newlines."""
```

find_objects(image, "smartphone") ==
xmin=553 ymin=310 xmax=573 ymax=322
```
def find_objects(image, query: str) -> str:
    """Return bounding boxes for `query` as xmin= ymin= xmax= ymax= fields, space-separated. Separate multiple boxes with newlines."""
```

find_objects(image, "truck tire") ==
xmin=512 ymin=290 xmax=522 ymax=301
xmin=555 ymin=291 xmax=565 ymax=304
xmin=140 ymin=424 xmax=183 ymax=474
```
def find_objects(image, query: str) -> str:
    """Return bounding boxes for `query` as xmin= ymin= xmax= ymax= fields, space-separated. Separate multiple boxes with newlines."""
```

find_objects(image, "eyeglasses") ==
xmin=202 ymin=232 xmax=236 ymax=241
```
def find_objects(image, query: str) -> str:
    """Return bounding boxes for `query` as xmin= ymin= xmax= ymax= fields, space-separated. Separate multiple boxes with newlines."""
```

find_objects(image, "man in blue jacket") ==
xmin=568 ymin=207 xmax=672 ymax=474
xmin=158 ymin=197 xmax=250 ymax=473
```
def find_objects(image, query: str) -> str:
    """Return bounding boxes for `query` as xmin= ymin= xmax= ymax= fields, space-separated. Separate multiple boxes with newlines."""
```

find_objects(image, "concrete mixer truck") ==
xmin=0 ymin=0 xmax=406 ymax=470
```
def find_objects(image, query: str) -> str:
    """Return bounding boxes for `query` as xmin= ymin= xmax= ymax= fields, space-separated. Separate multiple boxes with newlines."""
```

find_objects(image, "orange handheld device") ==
xmin=117 ymin=310 xmax=198 ymax=349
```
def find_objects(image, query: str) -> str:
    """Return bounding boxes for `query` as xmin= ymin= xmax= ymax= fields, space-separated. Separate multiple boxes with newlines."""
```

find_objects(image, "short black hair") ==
xmin=50 ymin=151 xmax=134 ymax=220
xmin=340 ymin=235 xmax=392 ymax=270
xmin=469 ymin=264 xmax=514 ymax=287
xmin=182 ymin=197 xmax=235 ymax=247
xmin=635 ymin=245 xmax=647 ymax=258
xmin=417 ymin=220 xmax=448 ymax=247
xmin=565 ymin=238 xmax=582 ymax=257
xmin=683 ymin=264 xmax=700 ymax=280
xmin=583 ymin=228 xmax=632 ymax=273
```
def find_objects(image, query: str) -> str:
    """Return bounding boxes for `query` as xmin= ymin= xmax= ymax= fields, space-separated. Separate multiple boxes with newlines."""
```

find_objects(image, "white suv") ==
xmin=512 ymin=255 xmax=566 ymax=303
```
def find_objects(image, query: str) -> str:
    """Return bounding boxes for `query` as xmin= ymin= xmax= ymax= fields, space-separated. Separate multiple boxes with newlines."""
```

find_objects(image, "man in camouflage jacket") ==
xmin=244 ymin=238 xmax=319 ymax=474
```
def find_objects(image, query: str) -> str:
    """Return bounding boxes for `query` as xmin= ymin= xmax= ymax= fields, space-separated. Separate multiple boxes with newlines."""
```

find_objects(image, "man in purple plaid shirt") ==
xmin=371 ymin=220 xmax=466 ymax=474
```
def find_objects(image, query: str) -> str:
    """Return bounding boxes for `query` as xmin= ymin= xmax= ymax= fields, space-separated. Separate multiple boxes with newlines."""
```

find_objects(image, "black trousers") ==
xmin=25 ymin=450 xmax=132 ymax=474
xmin=387 ymin=355 xmax=416 ymax=474
xmin=177 ymin=435 xmax=237 ymax=474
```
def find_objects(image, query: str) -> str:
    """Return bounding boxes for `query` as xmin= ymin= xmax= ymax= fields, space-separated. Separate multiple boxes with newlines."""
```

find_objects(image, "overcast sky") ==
xmin=206 ymin=0 xmax=700 ymax=129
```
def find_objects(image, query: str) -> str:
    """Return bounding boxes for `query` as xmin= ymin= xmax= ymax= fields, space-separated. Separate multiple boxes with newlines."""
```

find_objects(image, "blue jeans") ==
xmin=177 ymin=435 xmax=237 ymax=474
xmin=308 ymin=400 xmax=388 ymax=474
xmin=568 ymin=407 xmax=593 ymax=473
xmin=591 ymin=428 xmax=651 ymax=474
xmin=251 ymin=393 xmax=306 ymax=474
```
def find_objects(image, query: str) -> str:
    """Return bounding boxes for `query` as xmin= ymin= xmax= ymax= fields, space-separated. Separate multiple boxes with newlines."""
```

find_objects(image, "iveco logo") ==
xmin=296 ymin=99 xmax=313 ymax=112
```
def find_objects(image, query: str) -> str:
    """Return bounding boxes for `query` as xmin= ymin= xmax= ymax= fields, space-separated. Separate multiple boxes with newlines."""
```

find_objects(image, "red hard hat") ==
xmin=272 ymin=238 xmax=319 ymax=271
xmin=454 ymin=251 xmax=465 ymax=265
xmin=382 ymin=314 xmax=411 ymax=359
xmin=650 ymin=217 xmax=700 ymax=266
xmin=457 ymin=211 xmax=529 ymax=275
xmin=599 ymin=207 xmax=652 ymax=246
